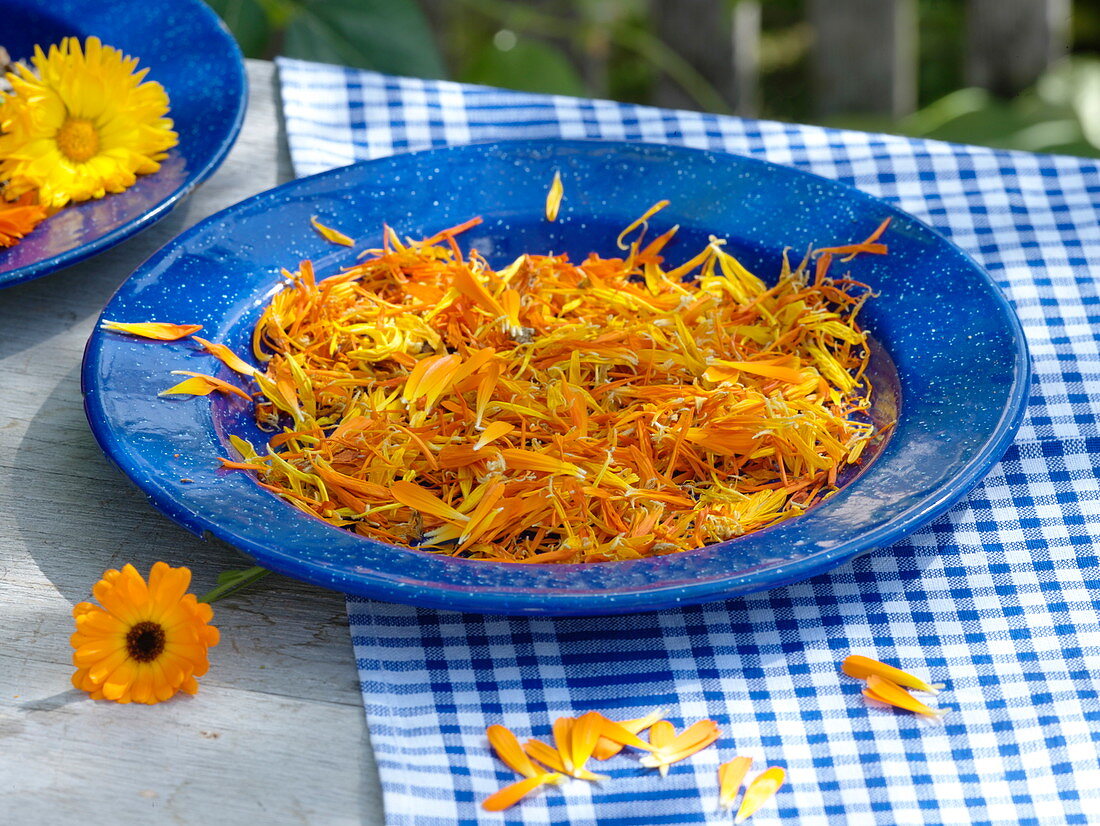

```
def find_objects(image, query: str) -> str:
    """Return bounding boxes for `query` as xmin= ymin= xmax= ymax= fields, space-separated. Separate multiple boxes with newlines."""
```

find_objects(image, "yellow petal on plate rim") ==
xmin=310 ymin=215 xmax=355 ymax=246
xmin=158 ymin=371 xmax=251 ymax=401
xmin=101 ymin=320 xmax=202 ymax=341
xmin=545 ymin=171 xmax=564 ymax=222
xmin=191 ymin=336 xmax=256 ymax=376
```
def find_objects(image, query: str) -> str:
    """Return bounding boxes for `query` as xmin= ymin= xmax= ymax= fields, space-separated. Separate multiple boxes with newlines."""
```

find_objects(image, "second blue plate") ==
xmin=0 ymin=0 xmax=246 ymax=287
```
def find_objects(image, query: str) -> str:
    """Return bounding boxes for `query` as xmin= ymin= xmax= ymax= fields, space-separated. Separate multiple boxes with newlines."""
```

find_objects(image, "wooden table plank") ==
xmin=0 ymin=60 xmax=384 ymax=824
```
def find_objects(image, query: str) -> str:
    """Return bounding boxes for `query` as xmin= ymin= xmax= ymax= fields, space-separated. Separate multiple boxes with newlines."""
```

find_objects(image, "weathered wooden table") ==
xmin=0 ymin=60 xmax=384 ymax=824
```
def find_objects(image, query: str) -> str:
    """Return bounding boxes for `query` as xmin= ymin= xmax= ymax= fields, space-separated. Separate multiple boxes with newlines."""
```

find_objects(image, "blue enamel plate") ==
xmin=83 ymin=140 xmax=1029 ymax=616
xmin=0 ymin=0 xmax=246 ymax=288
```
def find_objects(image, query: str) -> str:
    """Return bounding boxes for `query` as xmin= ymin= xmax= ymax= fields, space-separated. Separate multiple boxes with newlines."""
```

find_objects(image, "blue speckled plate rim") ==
xmin=82 ymin=139 xmax=1031 ymax=615
xmin=0 ymin=0 xmax=247 ymax=289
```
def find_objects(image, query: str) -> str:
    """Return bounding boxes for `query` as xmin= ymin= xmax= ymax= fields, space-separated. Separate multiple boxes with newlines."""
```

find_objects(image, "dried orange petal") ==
xmin=545 ymin=171 xmax=564 ymax=222
xmin=159 ymin=372 xmax=251 ymax=401
xmin=719 ymin=756 xmax=753 ymax=810
xmin=862 ymin=675 xmax=948 ymax=718
xmin=487 ymin=724 xmax=539 ymax=779
xmin=310 ymin=215 xmax=354 ymax=246
xmin=481 ymin=773 xmax=560 ymax=811
xmin=102 ymin=320 xmax=202 ymax=341
xmin=191 ymin=336 xmax=255 ymax=376
xmin=735 ymin=767 xmax=785 ymax=823
xmin=842 ymin=654 xmax=943 ymax=694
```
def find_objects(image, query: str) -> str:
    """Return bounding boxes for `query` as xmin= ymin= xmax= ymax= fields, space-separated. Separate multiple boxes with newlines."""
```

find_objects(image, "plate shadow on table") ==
xmin=14 ymin=363 xmax=362 ymax=675
xmin=0 ymin=202 xmax=206 ymax=365
xmin=13 ymin=365 xmax=386 ymax=818
xmin=14 ymin=364 xmax=250 ymax=603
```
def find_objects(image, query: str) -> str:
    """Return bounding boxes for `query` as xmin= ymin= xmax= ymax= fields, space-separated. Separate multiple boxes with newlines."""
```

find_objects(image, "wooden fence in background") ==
xmin=655 ymin=0 xmax=1073 ymax=117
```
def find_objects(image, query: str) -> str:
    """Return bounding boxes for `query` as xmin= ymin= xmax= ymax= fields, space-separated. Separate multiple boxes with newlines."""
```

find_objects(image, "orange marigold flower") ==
xmin=0 ymin=192 xmax=48 ymax=247
xmin=70 ymin=562 xmax=219 ymax=704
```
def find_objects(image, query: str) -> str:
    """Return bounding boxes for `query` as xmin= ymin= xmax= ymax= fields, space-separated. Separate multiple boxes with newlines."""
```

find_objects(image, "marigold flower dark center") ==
xmin=55 ymin=117 xmax=100 ymax=163
xmin=126 ymin=620 xmax=166 ymax=662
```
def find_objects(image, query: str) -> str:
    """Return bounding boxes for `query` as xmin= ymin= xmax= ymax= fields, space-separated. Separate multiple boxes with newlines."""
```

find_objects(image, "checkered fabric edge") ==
xmin=277 ymin=57 xmax=1100 ymax=826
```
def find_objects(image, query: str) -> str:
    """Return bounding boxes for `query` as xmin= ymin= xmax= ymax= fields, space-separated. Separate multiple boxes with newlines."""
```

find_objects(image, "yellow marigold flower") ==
xmin=70 ymin=562 xmax=219 ymax=705
xmin=0 ymin=37 xmax=178 ymax=208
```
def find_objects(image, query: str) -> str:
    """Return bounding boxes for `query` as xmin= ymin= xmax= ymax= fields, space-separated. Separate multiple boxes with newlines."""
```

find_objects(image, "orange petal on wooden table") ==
xmin=862 ymin=675 xmax=948 ymax=718
xmin=191 ymin=336 xmax=256 ymax=376
xmin=719 ymin=756 xmax=753 ymax=811
xmin=159 ymin=372 xmax=251 ymax=401
xmin=481 ymin=773 xmax=561 ymax=811
xmin=310 ymin=215 xmax=355 ymax=246
xmin=735 ymin=766 xmax=786 ymax=823
xmin=842 ymin=654 xmax=944 ymax=694
xmin=101 ymin=320 xmax=203 ymax=340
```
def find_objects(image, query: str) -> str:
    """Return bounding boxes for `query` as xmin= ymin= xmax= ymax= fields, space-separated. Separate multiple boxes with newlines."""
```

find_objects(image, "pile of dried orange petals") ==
xmin=105 ymin=200 xmax=889 ymax=563
xmin=484 ymin=710 xmax=785 ymax=821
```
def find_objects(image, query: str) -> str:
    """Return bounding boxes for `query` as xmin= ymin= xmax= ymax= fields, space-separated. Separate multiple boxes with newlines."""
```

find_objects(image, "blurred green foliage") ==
xmin=836 ymin=58 xmax=1100 ymax=158
xmin=206 ymin=0 xmax=443 ymax=76
xmin=206 ymin=0 xmax=1100 ymax=158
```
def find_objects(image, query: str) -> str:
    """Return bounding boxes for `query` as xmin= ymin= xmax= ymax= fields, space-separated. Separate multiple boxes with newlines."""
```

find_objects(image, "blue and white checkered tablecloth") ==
xmin=276 ymin=57 xmax=1100 ymax=825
